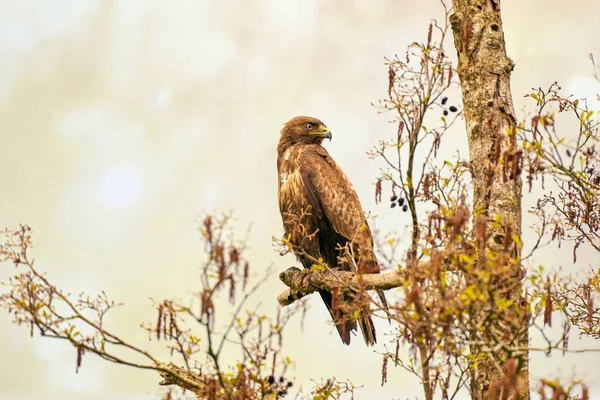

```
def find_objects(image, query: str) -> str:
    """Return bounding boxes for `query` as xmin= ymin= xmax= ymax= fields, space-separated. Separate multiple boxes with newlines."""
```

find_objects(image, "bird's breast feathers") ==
xmin=277 ymin=146 xmax=316 ymax=214
xmin=279 ymin=168 xmax=304 ymax=207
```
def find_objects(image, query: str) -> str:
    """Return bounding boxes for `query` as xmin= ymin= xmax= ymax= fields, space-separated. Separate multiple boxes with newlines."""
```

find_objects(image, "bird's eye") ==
xmin=306 ymin=123 xmax=314 ymax=131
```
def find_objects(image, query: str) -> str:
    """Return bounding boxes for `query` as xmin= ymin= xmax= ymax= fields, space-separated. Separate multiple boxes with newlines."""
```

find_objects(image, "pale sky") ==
xmin=1 ymin=1 xmax=599 ymax=399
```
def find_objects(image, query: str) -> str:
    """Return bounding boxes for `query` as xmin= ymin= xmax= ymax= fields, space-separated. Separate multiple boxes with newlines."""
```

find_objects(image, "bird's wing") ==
xmin=299 ymin=145 xmax=386 ymax=341
xmin=298 ymin=146 xmax=368 ymax=241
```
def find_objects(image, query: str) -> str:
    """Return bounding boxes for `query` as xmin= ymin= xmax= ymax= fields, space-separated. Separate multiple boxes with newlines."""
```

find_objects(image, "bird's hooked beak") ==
xmin=320 ymin=126 xmax=332 ymax=141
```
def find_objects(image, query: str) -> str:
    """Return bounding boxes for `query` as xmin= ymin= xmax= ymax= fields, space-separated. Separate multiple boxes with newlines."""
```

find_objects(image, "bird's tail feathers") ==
xmin=318 ymin=290 xmax=356 ymax=345
xmin=376 ymin=289 xmax=393 ymax=323
xmin=358 ymin=312 xmax=377 ymax=346
xmin=318 ymin=287 xmax=381 ymax=346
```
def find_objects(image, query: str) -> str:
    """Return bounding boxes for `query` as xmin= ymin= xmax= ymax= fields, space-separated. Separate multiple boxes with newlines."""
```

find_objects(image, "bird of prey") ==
xmin=276 ymin=116 xmax=387 ymax=345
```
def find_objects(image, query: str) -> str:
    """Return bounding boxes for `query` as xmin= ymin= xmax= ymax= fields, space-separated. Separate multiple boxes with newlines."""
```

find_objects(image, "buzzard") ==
xmin=277 ymin=116 xmax=387 ymax=345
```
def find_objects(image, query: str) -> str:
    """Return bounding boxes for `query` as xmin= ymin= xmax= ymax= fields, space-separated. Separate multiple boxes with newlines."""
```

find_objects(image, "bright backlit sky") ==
xmin=1 ymin=1 xmax=599 ymax=399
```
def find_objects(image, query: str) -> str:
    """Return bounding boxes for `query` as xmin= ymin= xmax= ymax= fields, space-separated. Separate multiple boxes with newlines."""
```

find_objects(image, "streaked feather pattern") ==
xmin=277 ymin=116 xmax=387 ymax=346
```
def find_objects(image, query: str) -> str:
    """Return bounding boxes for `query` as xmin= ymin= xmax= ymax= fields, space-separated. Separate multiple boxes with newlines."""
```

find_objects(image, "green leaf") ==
xmin=495 ymin=298 xmax=514 ymax=310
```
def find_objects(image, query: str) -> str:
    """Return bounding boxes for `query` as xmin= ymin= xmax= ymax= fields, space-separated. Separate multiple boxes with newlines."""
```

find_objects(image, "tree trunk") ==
xmin=450 ymin=0 xmax=530 ymax=398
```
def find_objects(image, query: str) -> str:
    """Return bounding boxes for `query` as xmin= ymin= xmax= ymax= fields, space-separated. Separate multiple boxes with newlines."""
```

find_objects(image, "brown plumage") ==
xmin=276 ymin=116 xmax=387 ymax=346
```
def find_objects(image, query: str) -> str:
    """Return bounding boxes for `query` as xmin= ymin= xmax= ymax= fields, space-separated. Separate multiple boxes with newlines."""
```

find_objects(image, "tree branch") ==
xmin=276 ymin=267 xmax=404 ymax=307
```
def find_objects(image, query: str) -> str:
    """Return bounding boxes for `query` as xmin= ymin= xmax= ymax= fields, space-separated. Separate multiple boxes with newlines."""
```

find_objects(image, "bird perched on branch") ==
xmin=276 ymin=116 xmax=387 ymax=345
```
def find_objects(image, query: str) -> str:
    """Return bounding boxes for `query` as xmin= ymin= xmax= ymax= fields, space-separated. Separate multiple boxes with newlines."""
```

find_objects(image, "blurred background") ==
xmin=1 ymin=0 xmax=599 ymax=399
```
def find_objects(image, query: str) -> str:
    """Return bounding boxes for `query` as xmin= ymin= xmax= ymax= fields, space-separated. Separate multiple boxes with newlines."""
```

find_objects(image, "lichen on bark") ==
xmin=450 ymin=0 xmax=530 ymax=398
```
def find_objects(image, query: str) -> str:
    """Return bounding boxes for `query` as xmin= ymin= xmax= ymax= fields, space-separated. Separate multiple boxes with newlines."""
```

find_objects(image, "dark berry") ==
xmin=449 ymin=105 xmax=458 ymax=112
xmin=288 ymin=382 xmax=293 ymax=387
xmin=566 ymin=149 xmax=572 ymax=157
xmin=398 ymin=198 xmax=405 ymax=206
xmin=391 ymin=202 xmax=396 ymax=208
xmin=267 ymin=376 xmax=275 ymax=385
xmin=443 ymin=110 xmax=449 ymax=116
xmin=402 ymin=205 xmax=408 ymax=212
xmin=390 ymin=195 xmax=397 ymax=202
xmin=441 ymin=96 xmax=448 ymax=105
xmin=279 ymin=376 xmax=285 ymax=383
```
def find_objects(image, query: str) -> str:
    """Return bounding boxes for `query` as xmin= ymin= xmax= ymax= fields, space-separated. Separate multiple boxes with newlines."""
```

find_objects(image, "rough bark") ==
xmin=277 ymin=267 xmax=403 ymax=306
xmin=450 ymin=0 xmax=529 ymax=398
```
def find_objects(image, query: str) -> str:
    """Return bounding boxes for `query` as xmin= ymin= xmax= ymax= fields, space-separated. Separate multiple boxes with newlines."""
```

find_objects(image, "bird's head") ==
xmin=278 ymin=116 xmax=332 ymax=150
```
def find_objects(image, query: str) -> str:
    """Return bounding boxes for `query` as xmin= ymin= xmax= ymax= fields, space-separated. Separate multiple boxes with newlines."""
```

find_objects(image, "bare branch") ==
xmin=277 ymin=267 xmax=404 ymax=307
